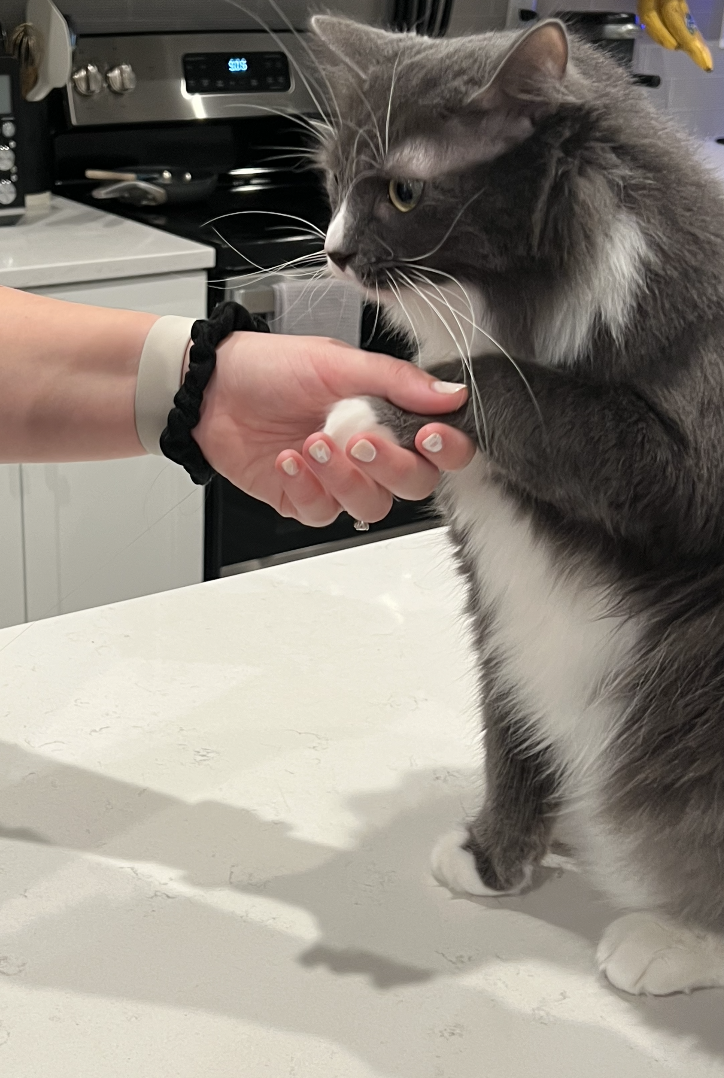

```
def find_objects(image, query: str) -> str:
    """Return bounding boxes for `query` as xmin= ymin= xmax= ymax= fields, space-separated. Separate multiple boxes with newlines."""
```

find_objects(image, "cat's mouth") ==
xmin=325 ymin=255 xmax=399 ymax=305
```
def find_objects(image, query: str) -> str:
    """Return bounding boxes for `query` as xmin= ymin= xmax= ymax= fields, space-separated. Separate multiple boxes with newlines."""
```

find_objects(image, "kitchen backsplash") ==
xmin=634 ymin=36 xmax=724 ymax=138
xmin=531 ymin=0 xmax=724 ymax=138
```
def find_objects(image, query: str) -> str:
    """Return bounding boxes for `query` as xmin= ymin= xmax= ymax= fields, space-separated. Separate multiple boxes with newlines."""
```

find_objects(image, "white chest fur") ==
xmin=383 ymin=280 xmax=501 ymax=369
xmin=443 ymin=457 xmax=641 ymax=785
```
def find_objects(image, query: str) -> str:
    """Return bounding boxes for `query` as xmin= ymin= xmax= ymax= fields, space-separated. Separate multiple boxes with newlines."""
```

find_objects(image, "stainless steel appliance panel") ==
xmin=67 ymin=32 xmax=317 ymax=126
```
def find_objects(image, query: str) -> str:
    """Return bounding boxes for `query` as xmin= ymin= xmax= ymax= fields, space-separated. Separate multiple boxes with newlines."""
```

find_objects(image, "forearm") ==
xmin=378 ymin=353 xmax=690 ymax=544
xmin=466 ymin=355 xmax=689 ymax=544
xmin=0 ymin=286 xmax=158 ymax=462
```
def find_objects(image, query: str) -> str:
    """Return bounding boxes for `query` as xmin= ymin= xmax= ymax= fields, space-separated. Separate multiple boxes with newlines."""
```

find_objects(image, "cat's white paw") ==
xmin=540 ymin=849 xmax=580 ymax=873
xmin=323 ymin=398 xmax=398 ymax=451
xmin=597 ymin=913 xmax=724 ymax=995
xmin=430 ymin=828 xmax=533 ymax=897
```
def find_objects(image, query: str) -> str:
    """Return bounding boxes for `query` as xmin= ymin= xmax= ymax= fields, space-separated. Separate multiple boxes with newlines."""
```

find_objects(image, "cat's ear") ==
xmin=310 ymin=15 xmax=393 ymax=80
xmin=389 ymin=20 xmax=569 ymax=178
xmin=470 ymin=20 xmax=569 ymax=117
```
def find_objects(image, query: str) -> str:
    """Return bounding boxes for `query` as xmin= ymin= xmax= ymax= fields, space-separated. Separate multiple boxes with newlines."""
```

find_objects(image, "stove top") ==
xmin=60 ymin=166 xmax=329 ymax=279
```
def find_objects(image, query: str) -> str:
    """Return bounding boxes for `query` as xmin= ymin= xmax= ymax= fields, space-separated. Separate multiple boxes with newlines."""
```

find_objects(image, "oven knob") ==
xmin=1 ymin=121 xmax=15 ymax=138
xmin=72 ymin=63 xmax=104 ymax=96
xmin=106 ymin=63 xmax=136 ymax=94
xmin=0 ymin=181 xmax=17 ymax=205
xmin=0 ymin=146 xmax=15 ymax=171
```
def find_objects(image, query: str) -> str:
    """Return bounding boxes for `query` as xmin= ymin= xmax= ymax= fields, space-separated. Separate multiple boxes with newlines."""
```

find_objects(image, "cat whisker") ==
xmin=302 ymin=273 xmax=338 ymax=321
xmin=223 ymin=0 xmax=337 ymax=130
xmin=388 ymin=278 xmax=423 ymax=360
xmin=267 ymin=268 xmax=335 ymax=327
xmin=399 ymin=188 xmax=488 ymax=264
xmin=202 ymin=209 xmax=327 ymax=240
xmin=344 ymin=167 xmax=387 ymax=200
xmin=261 ymin=148 xmax=321 ymax=167
xmin=265 ymin=0 xmax=349 ymax=137
xmin=342 ymin=80 xmax=385 ymax=167
xmin=209 ymin=249 xmax=326 ymax=285
xmin=370 ymin=280 xmax=382 ymax=345
xmin=206 ymin=260 xmax=326 ymax=293
xmin=210 ymin=238 xmax=327 ymax=279
xmin=221 ymin=102 xmax=332 ymax=143
xmin=410 ymin=265 xmax=545 ymax=433
xmin=384 ymin=53 xmax=402 ymax=158
xmin=395 ymin=272 xmax=489 ymax=451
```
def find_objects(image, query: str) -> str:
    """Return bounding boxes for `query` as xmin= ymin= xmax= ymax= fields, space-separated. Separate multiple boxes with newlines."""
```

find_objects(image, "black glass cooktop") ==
xmin=63 ymin=167 xmax=329 ymax=279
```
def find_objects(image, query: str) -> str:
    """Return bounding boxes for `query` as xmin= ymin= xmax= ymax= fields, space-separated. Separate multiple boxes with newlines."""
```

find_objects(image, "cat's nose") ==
xmin=327 ymin=249 xmax=356 ymax=272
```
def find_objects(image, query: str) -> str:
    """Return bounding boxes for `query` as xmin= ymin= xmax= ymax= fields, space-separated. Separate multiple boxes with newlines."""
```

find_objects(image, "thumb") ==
xmin=323 ymin=348 xmax=468 ymax=414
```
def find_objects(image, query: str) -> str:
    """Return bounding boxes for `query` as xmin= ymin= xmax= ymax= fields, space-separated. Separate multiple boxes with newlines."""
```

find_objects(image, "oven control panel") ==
xmin=183 ymin=52 xmax=290 ymax=94
xmin=67 ymin=32 xmax=315 ymax=126
xmin=0 ymin=58 xmax=24 ymax=224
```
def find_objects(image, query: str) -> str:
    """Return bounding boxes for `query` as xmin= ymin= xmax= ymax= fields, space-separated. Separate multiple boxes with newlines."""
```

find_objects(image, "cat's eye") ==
xmin=388 ymin=178 xmax=424 ymax=213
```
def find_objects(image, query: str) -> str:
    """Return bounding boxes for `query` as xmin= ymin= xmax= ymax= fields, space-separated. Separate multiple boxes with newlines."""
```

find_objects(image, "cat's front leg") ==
xmin=432 ymin=665 xmax=558 ymax=897
xmin=323 ymin=397 xmax=411 ymax=451
xmin=323 ymin=372 xmax=473 ymax=457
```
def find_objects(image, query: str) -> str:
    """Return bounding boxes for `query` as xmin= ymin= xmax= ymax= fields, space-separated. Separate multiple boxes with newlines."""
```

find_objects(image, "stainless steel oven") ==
xmin=51 ymin=28 xmax=437 ymax=579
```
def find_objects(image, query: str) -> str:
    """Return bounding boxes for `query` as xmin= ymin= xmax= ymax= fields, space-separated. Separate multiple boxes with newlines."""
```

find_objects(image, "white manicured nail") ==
xmin=432 ymin=381 xmax=465 ymax=394
xmin=309 ymin=441 xmax=331 ymax=464
xmin=350 ymin=439 xmax=377 ymax=463
xmin=422 ymin=432 xmax=443 ymax=453
xmin=281 ymin=458 xmax=299 ymax=476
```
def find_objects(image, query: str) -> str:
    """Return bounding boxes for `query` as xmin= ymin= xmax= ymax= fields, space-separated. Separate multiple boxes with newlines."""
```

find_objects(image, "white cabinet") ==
xmin=18 ymin=271 xmax=207 ymax=623
xmin=0 ymin=465 xmax=25 ymax=629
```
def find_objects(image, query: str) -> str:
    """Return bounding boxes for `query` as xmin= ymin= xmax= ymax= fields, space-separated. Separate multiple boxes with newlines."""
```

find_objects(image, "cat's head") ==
xmin=311 ymin=18 xmax=575 ymax=285
xmin=309 ymin=16 xmax=653 ymax=365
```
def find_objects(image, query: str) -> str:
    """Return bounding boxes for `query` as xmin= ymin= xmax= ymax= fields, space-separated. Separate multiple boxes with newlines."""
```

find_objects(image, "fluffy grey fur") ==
xmin=311 ymin=14 xmax=724 ymax=994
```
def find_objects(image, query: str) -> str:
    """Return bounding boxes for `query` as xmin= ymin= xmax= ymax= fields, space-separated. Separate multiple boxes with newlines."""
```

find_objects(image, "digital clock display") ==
xmin=183 ymin=52 xmax=290 ymax=94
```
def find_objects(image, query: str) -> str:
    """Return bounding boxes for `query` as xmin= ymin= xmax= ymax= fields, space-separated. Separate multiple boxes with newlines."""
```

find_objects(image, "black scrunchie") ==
xmin=160 ymin=300 xmax=269 ymax=484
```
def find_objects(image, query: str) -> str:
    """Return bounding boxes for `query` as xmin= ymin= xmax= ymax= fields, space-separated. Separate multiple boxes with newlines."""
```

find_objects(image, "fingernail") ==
xmin=308 ymin=440 xmax=331 ymax=465
xmin=350 ymin=439 xmax=377 ymax=463
xmin=281 ymin=457 xmax=299 ymax=477
xmin=422 ymin=432 xmax=443 ymax=453
xmin=432 ymin=381 xmax=465 ymax=394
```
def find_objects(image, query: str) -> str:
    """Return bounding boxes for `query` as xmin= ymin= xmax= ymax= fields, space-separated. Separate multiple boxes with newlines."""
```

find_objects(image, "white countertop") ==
xmin=0 ymin=195 xmax=214 ymax=289
xmin=0 ymin=528 xmax=722 ymax=1077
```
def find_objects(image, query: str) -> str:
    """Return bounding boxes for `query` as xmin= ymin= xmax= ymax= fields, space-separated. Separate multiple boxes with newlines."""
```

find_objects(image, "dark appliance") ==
xmin=50 ymin=30 xmax=435 ymax=579
xmin=555 ymin=12 xmax=661 ymax=87
xmin=0 ymin=55 xmax=25 ymax=224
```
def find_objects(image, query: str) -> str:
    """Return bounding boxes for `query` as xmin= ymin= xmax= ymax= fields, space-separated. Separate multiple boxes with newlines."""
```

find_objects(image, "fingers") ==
xmin=275 ymin=423 xmax=476 ymax=528
xmin=317 ymin=343 xmax=469 ymax=416
xmin=275 ymin=437 xmax=394 ymax=526
xmin=346 ymin=434 xmax=441 ymax=501
xmin=274 ymin=451 xmax=341 ymax=527
xmin=414 ymin=424 xmax=477 ymax=472
xmin=301 ymin=434 xmax=394 ymax=522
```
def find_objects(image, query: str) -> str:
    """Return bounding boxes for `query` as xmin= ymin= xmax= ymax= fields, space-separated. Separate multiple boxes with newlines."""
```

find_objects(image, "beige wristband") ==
xmin=134 ymin=315 xmax=195 ymax=456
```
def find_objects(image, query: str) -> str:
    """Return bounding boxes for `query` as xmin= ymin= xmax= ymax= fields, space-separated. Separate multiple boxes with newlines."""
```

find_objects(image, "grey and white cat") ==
xmin=310 ymin=15 xmax=724 ymax=995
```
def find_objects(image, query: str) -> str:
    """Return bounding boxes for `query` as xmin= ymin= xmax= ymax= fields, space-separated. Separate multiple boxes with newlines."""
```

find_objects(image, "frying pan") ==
xmin=87 ymin=165 xmax=218 ymax=206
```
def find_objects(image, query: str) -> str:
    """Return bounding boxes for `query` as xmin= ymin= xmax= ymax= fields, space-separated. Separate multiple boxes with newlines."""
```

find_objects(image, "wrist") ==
xmin=134 ymin=315 xmax=195 ymax=455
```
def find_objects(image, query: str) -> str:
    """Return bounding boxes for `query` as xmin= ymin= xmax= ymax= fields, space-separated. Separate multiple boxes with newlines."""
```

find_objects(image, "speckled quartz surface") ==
xmin=0 ymin=196 xmax=214 ymax=288
xmin=0 ymin=529 xmax=723 ymax=1077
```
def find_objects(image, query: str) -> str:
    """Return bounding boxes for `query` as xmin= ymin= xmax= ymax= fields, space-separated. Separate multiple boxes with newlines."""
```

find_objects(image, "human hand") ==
xmin=193 ymin=332 xmax=475 ymax=525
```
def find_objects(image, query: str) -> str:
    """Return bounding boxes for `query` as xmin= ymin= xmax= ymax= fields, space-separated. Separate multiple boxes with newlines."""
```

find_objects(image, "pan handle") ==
xmin=86 ymin=168 xmax=138 ymax=182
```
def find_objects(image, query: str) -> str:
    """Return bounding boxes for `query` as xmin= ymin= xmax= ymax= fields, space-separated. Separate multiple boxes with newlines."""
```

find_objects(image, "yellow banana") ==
xmin=659 ymin=0 xmax=714 ymax=70
xmin=637 ymin=0 xmax=678 ymax=51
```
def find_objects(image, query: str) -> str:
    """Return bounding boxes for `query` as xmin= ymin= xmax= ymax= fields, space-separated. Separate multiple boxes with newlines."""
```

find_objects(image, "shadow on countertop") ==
xmin=0 ymin=738 xmax=722 ymax=1077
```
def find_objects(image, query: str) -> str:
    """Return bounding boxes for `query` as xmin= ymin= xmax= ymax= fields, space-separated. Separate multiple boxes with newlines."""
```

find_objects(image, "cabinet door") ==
xmin=27 ymin=271 xmax=207 ymax=315
xmin=0 ymin=465 xmax=25 ymax=628
xmin=22 ymin=272 xmax=207 ymax=621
